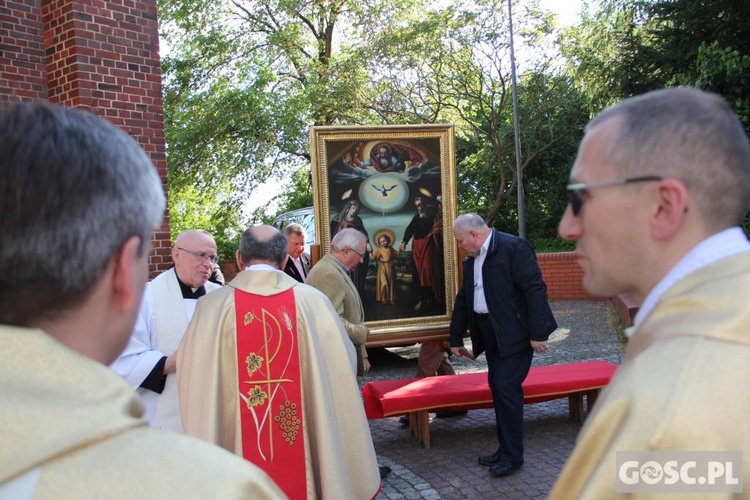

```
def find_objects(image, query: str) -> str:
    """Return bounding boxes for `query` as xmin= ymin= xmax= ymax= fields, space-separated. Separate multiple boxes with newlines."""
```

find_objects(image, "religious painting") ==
xmin=310 ymin=124 xmax=459 ymax=344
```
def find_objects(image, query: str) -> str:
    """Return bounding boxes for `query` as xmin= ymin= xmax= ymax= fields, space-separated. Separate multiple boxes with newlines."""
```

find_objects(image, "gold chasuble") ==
xmin=235 ymin=288 xmax=306 ymax=499
xmin=550 ymin=253 xmax=750 ymax=498
xmin=178 ymin=270 xmax=381 ymax=500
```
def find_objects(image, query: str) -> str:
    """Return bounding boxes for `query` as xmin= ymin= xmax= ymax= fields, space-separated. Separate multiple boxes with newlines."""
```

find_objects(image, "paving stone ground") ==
xmin=359 ymin=300 xmax=625 ymax=499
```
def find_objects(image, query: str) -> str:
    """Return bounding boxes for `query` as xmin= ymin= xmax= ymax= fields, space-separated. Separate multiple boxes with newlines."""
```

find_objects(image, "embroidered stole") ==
xmin=234 ymin=288 xmax=307 ymax=499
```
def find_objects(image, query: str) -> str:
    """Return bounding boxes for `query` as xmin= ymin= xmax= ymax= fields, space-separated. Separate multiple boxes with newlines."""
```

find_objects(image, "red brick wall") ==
xmin=0 ymin=1 xmax=48 ymax=101
xmin=221 ymin=251 xmax=601 ymax=301
xmin=538 ymin=252 xmax=603 ymax=301
xmin=1 ymin=0 xmax=170 ymax=277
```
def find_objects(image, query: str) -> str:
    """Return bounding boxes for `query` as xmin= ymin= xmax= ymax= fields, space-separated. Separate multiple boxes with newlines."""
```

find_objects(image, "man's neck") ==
xmin=479 ymin=228 xmax=492 ymax=247
xmin=328 ymin=252 xmax=350 ymax=273
xmin=31 ymin=279 xmax=116 ymax=365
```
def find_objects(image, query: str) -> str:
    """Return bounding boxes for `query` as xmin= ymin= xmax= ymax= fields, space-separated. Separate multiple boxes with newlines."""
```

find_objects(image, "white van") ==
xmin=272 ymin=206 xmax=316 ymax=255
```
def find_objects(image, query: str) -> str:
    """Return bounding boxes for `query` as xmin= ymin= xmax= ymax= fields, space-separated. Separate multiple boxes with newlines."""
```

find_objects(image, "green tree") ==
xmin=161 ymin=0 xmax=594 ymax=247
xmin=564 ymin=0 xmax=750 ymax=117
xmin=168 ymin=182 xmax=244 ymax=259
xmin=160 ymin=0 xmax=414 ymax=244
xmin=363 ymin=0 xmax=586 ymax=236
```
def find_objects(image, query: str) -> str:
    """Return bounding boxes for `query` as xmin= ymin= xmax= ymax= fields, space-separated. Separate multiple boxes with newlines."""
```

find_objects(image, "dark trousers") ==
xmin=476 ymin=314 xmax=532 ymax=464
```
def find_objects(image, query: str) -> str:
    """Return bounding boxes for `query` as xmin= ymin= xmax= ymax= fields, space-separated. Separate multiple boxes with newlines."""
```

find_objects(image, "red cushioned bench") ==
xmin=362 ymin=360 xmax=617 ymax=449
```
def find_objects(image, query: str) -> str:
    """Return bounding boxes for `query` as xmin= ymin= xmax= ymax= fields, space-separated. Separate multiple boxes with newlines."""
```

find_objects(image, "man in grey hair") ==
xmin=305 ymin=226 xmax=393 ymax=479
xmin=552 ymin=87 xmax=750 ymax=497
xmin=178 ymin=224 xmax=381 ymax=499
xmin=306 ymin=227 xmax=371 ymax=376
xmin=450 ymin=213 xmax=557 ymax=478
xmin=0 ymin=102 xmax=281 ymax=498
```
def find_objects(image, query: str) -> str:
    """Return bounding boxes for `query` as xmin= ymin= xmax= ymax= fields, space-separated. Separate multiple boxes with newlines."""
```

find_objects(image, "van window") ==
xmin=272 ymin=207 xmax=316 ymax=255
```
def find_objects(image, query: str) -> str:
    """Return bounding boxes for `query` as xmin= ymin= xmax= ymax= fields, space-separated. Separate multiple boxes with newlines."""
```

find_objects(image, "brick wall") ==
xmin=1 ymin=0 xmax=170 ymax=277
xmin=0 ymin=1 xmax=48 ymax=100
xmin=537 ymin=252 xmax=602 ymax=301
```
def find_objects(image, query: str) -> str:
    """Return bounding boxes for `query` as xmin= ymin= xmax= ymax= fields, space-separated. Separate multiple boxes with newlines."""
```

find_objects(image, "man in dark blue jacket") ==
xmin=449 ymin=213 xmax=557 ymax=478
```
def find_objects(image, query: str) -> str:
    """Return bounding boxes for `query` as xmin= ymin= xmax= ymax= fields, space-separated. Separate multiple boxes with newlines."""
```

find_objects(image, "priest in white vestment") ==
xmin=110 ymin=230 xmax=221 ymax=432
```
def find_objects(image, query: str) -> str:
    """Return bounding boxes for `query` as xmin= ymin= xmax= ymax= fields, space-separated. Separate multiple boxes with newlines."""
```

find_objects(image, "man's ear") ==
xmin=652 ymin=179 xmax=689 ymax=240
xmin=236 ymin=249 xmax=245 ymax=271
xmin=111 ymin=236 xmax=144 ymax=313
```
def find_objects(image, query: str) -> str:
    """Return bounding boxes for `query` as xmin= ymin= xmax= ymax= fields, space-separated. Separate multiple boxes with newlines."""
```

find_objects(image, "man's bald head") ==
xmin=172 ymin=230 xmax=217 ymax=288
xmin=238 ymin=225 xmax=287 ymax=268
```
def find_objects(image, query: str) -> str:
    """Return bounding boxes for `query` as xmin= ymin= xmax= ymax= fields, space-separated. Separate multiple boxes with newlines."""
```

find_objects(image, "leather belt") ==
xmin=474 ymin=312 xmax=490 ymax=320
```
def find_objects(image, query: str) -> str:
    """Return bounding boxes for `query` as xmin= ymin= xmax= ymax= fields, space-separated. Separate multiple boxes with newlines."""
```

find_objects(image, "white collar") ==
xmin=479 ymin=230 xmax=492 ymax=256
xmin=633 ymin=227 xmax=750 ymax=329
xmin=244 ymin=263 xmax=278 ymax=271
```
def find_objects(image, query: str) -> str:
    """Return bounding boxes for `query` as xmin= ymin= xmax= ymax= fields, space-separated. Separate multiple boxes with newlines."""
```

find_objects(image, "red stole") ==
xmin=234 ymin=288 xmax=307 ymax=499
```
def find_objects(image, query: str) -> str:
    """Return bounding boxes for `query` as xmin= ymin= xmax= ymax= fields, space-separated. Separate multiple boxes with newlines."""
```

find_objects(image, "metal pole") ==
xmin=508 ymin=0 xmax=526 ymax=238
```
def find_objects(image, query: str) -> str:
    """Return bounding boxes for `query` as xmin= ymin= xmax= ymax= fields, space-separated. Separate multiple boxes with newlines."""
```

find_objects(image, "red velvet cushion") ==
xmin=362 ymin=361 xmax=617 ymax=419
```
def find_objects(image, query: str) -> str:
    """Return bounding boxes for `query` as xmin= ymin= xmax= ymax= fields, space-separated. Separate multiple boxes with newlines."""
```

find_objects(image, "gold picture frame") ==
xmin=310 ymin=124 xmax=458 ymax=346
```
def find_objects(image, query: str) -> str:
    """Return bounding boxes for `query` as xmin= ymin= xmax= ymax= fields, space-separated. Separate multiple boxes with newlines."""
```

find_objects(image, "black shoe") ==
xmin=478 ymin=451 xmax=501 ymax=467
xmin=379 ymin=465 xmax=392 ymax=479
xmin=398 ymin=415 xmax=410 ymax=426
xmin=435 ymin=410 xmax=468 ymax=419
xmin=489 ymin=460 xmax=524 ymax=477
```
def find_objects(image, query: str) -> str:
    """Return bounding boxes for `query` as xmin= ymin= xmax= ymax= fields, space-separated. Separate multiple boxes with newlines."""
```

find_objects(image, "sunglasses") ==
xmin=566 ymin=176 xmax=663 ymax=216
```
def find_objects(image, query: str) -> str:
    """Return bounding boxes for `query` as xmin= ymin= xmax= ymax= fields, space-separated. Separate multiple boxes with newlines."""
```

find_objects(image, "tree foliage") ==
xmin=357 ymin=0 xmax=588 ymax=235
xmin=160 ymin=0 xmax=750 ymax=250
xmin=564 ymin=0 xmax=750 ymax=120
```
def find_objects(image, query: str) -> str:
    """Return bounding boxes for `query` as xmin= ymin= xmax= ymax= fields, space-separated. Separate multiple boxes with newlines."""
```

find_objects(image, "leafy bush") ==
xmin=528 ymin=236 xmax=575 ymax=253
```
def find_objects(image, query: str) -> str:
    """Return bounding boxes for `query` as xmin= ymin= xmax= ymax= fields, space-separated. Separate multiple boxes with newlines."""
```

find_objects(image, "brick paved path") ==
xmin=360 ymin=301 xmax=624 ymax=499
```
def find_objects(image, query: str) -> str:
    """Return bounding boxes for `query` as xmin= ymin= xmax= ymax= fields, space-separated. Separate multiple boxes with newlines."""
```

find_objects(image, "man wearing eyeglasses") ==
xmin=551 ymin=87 xmax=750 ymax=497
xmin=305 ymin=227 xmax=394 ymax=479
xmin=111 ymin=230 xmax=222 ymax=432
xmin=306 ymin=227 xmax=371 ymax=377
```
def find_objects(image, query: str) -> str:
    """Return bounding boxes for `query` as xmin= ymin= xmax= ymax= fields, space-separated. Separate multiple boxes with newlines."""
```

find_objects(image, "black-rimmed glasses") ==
xmin=177 ymin=247 xmax=219 ymax=264
xmin=566 ymin=176 xmax=663 ymax=216
xmin=348 ymin=247 xmax=365 ymax=259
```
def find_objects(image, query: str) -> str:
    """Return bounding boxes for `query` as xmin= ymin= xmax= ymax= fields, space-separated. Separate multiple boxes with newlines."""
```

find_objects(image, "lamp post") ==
xmin=508 ymin=0 xmax=526 ymax=239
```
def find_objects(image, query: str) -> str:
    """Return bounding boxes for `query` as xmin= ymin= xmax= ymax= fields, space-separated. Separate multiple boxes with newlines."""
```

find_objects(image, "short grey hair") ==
xmin=239 ymin=225 xmax=287 ymax=267
xmin=331 ymin=227 xmax=366 ymax=252
xmin=453 ymin=213 xmax=487 ymax=233
xmin=0 ymin=102 xmax=165 ymax=326
xmin=588 ymin=87 xmax=750 ymax=229
xmin=284 ymin=222 xmax=307 ymax=238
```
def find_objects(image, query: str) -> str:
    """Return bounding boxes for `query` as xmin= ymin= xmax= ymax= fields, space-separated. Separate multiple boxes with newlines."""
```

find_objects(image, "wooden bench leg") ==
xmin=586 ymin=388 xmax=601 ymax=415
xmin=568 ymin=393 xmax=584 ymax=423
xmin=408 ymin=411 xmax=431 ymax=449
